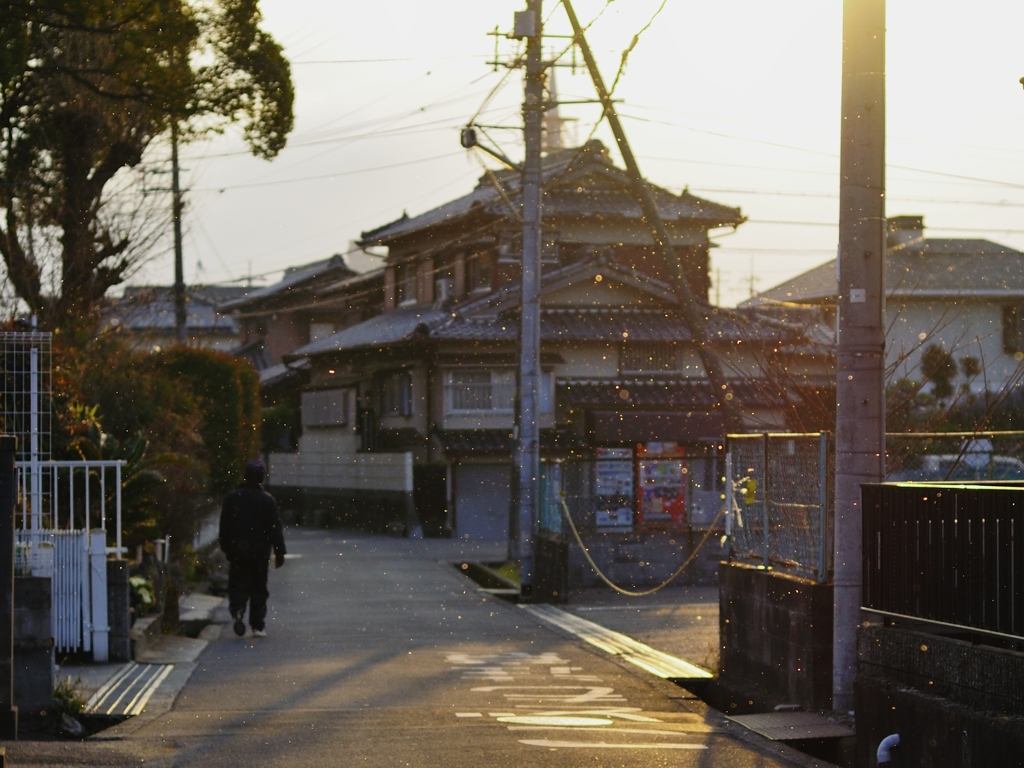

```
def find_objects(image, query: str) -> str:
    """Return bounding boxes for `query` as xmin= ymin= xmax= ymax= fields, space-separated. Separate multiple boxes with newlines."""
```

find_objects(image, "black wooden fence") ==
xmin=862 ymin=483 xmax=1024 ymax=639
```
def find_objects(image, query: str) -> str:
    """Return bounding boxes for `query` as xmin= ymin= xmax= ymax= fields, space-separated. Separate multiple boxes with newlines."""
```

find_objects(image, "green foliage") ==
xmin=52 ymin=675 xmax=85 ymax=716
xmin=128 ymin=575 xmax=156 ymax=614
xmin=260 ymin=401 xmax=298 ymax=453
xmin=920 ymin=343 xmax=957 ymax=400
xmin=0 ymin=0 xmax=294 ymax=327
xmin=53 ymin=333 xmax=259 ymax=552
xmin=150 ymin=346 xmax=261 ymax=495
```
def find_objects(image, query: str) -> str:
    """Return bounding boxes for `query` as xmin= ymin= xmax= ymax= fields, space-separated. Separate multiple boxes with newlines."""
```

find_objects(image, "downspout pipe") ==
xmin=877 ymin=733 xmax=900 ymax=764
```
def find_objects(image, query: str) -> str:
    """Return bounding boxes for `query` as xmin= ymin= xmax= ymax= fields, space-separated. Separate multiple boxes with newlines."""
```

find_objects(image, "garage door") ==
xmin=455 ymin=464 xmax=511 ymax=542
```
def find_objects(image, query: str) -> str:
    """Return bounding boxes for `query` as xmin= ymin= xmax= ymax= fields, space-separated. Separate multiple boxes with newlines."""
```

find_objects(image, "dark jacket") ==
xmin=219 ymin=482 xmax=286 ymax=561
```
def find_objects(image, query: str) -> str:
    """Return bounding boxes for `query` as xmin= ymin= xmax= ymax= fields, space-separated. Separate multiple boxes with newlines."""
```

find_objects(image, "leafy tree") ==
xmin=920 ymin=343 xmax=957 ymax=400
xmin=0 ymin=0 xmax=293 ymax=328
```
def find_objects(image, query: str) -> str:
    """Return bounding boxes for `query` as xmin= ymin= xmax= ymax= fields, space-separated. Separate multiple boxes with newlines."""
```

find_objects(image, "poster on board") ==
xmin=595 ymin=447 xmax=633 ymax=528
xmin=636 ymin=442 xmax=687 ymax=530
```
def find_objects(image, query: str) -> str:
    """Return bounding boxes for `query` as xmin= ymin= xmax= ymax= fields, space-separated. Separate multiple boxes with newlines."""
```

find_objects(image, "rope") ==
xmin=558 ymin=492 xmax=726 ymax=597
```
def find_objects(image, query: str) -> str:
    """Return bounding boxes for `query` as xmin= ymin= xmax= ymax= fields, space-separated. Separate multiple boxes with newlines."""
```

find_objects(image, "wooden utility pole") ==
xmin=834 ymin=0 xmax=886 ymax=712
xmin=512 ymin=0 xmax=543 ymax=595
xmin=561 ymin=0 xmax=742 ymax=430
xmin=171 ymin=123 xmax=187 ymax=344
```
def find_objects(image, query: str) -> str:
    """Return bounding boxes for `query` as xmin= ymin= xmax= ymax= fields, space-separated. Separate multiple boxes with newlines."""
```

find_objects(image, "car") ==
xmin=886 ymin=454 xmax=1024 ymax=482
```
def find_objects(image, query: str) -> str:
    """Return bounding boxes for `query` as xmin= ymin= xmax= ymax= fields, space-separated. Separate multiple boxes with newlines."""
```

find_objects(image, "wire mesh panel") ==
xmin=0 ymin=332 xmax=52 ymax=462
xmin=766 ymin=435 xmax=831 ymax=575
xmin=728 ymin=435 xmax=767 ymax=566
xmin=727 ymin=433 xmax=832 ymax=582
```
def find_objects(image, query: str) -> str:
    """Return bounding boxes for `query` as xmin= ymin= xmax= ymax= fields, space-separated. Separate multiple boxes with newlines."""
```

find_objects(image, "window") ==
xmin=381 ymin=371 xmax=413 ymax=417
xmin=396 ymin=263 xmax=417 ymax=306
xmin=1003 ymin=305 xmax=1024 ymax=353
xmin=302 ymin=389 xmax=350 ymax=428
xmin=620 ymin=342 xmax=677 ymax=374
xmin=446 ymin=370 xmax=514 ymax=414
xmin=467 ymin=252 xmax=493 ymax=293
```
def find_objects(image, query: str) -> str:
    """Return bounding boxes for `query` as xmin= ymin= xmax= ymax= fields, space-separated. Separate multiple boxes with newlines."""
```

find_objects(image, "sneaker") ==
xmin=233 ymin=619 xmax=245 ymax=637
xmin=251 ymin=629 xmax=267 ymax=637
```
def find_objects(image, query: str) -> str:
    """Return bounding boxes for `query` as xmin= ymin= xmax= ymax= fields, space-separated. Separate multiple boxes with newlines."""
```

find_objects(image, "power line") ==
xmin=621 ymin=112 xmax=1024 ymax=191
xmin=689 ymin=186 xmax=1024 ymax=209
xmin=190 ymin=151 xmax=464 ymax=192
xmin=293 ymin=55 xmax=490 ymax=64
xmin=748 ymin=219 xmax=1024 ymax=235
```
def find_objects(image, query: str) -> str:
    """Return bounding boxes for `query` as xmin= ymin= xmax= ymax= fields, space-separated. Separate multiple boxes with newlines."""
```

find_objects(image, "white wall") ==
xmin=887 ymin=298 xmax=1022 ymax=392
xmin=269 ymin=450 xmax=412 ymax=492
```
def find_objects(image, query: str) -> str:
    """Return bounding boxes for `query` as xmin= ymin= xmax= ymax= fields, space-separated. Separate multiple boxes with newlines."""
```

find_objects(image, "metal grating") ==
xmin=726 ymin=712 xmax=854 ymax=741
xmin=0 ymin=332 xmax=52 ymax=462
xmin=84 ymin=662 xmax=175 ymax=716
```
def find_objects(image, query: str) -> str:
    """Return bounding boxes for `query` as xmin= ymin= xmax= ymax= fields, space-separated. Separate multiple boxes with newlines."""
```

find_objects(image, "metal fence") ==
xmin=726 ymin=433 xmax=833 ymax=583
xmin=863 ymin=482 xmax=1024 ymax=640
xmin=14 ymin=460 xmax=124 ymax=659
xmin=886 ymin=431 xmax=1024 ymax=482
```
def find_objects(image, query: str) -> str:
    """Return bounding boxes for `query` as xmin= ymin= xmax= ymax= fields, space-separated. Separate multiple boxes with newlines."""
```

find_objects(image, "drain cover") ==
xmin=726 ymin=712 xmax=854 ymax=741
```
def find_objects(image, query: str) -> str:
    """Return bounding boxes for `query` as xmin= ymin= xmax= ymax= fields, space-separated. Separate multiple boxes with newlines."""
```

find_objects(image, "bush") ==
xmin=151 ymin=347 xmax=261 ymax=495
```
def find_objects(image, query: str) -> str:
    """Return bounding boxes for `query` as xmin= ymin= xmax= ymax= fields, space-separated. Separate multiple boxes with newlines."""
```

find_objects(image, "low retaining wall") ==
xmin=718 ymin=561 xmax=833 ymax=710
xmin=567 ymin=529 xmax=724 ymax=590
xmin=14 ymin=577 xmax=53 ymax=712
xmin=276 ymin=488 xmax=416 ymax=536
xmin=856 ymin=625 xmax=1024 ymax=767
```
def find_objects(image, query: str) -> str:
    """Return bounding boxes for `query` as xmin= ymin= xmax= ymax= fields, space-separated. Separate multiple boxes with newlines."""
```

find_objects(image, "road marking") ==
xmin=520 ymin=604 xmax=712 ymax=679
xmin=455 ymin=713 xmax=482 ymax=718
xmin=497 ymin=716 xmax=613 ymax=726
xmin=508 ymin=726 xmax=708 ymax=736
xmin=518 ymin=739 xmax=708 ymax=750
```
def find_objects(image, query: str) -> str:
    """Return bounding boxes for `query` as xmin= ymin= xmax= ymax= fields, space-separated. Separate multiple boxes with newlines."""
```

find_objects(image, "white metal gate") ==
xmin=14 ymin=461 xmax=125 ymax=660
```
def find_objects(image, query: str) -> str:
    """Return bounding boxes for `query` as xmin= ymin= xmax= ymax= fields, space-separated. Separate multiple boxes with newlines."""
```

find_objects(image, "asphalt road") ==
xmin=4 ymin=530 xmax=831 ymax=767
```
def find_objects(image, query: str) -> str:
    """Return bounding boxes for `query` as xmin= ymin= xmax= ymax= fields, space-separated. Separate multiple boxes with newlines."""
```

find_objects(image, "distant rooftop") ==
xmin=746 ymin=217 xmax=1024 ymax=306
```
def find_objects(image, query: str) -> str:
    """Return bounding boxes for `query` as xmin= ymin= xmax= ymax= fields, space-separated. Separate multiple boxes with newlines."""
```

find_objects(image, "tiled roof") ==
xmin=287 ymin=307 xmax=449 ymax=358
xmin=750 ymin=236 xmax=1024 ymax=305
xmin=218 ymin=254 xmax=375 ymax=314
xmin=432 ymin=308 xmax=794 ymax=344
xmin=360 ymin=140 xmax=743 ymax=245
xmin=560 ymin=378 xmax=791 ymax=408
xmin=111 ymin=287 xmax=244 ymax=333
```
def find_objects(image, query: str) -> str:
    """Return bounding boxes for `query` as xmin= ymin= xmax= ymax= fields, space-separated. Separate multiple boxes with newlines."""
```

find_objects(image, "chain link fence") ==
xmin=726 ymin=433 xmax=833 ymax=583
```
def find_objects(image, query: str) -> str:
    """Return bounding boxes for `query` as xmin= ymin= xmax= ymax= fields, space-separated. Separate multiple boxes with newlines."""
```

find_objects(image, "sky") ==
xmin=129 ymin=0 xmax=1024 ymax=308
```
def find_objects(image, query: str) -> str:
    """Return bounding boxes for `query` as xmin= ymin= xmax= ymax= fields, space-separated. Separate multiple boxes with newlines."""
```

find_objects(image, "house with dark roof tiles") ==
xmin=266 ymin=144 xmax=824 ymax=549
xmin=746 ymin=215 xmax=1024 ymax=394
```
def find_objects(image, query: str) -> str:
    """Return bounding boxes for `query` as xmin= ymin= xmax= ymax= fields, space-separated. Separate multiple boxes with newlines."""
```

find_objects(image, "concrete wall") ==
xmin=269 ymin=449 xmax=412 ymax=492
xmin=567 ymin=530 xmax=725 ymax=590
xmin=855 ymin=625 xmax=1024 ymax=768
xmin=718 ymin=562 xmax=833 ymax=710
xmin=14 ymin=577 xmax=53 ymax=712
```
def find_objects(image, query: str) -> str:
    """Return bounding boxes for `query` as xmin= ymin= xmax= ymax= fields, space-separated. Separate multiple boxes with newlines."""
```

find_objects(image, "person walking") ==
xmin=219 ymin=459 xmax=286 ymax=637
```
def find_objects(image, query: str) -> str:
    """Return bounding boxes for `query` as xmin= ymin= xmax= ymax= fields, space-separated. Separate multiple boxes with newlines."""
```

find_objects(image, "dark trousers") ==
xmin=228 ymin=556 xmax=270 ymax=630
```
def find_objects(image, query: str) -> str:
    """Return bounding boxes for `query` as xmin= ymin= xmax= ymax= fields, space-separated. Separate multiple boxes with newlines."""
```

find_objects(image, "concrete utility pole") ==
xmin=512 ymin=0 xmax=543 ymax=595
xmin=171 ymin=123 xmax=187 ymax=344
xmin=834 ymin=0 xmax=886 ymax=712
xmin=561 ymin=0 xmax=742 ymax=430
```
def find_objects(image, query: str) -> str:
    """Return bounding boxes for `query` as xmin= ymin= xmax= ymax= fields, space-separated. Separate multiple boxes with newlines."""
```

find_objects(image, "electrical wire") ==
xmin=191 ymin=151 xmax=464 ymax=193
xmin=560 ymin=494 xmax=726 ymax=597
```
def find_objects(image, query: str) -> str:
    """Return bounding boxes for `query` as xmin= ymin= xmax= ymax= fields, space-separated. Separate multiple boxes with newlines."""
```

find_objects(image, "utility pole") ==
xmin=562 ymin=0 xmax=742 ymax=430
xmin=834 ymin=0 xmax=886 ymax=712
xmin=512 ymin=0 xmax=543 ymax=596
xmin=171 ymin=123 xmax=187 ymax=344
